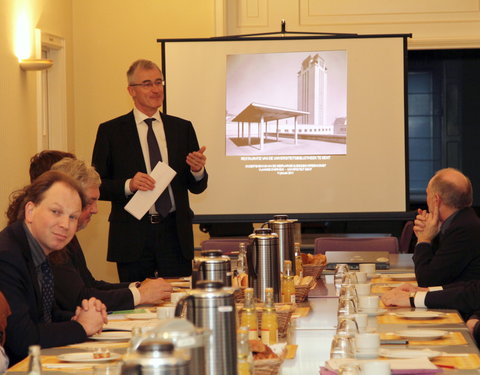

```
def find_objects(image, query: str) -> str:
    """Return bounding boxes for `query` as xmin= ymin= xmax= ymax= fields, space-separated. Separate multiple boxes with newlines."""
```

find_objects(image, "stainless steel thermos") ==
xmin=191 ymin=249 xmax=232 ymax=288
xmin=174 ymin=280 xmax=237 ymax=375
xmin=247 ymin=228 xmax=281 ymax=302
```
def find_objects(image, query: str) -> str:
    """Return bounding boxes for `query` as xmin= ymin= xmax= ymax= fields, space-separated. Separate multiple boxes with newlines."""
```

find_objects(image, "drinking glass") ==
xmin=336 ymin=316 xmax=359 ymax=337
xmin=334 ymin=264 xmax=350 ymax=295
xmin=342 ymin=272 xmax=358 ymax=285
xmin=330 ymin=334 xmax=355 ymax=359
xmin=339 ymin=284 xmax=359 ymax=304
xmin=338 ymin=296 xmax=357 ymax=317
xmin=338 ymin=363 xmax=361 ymax=375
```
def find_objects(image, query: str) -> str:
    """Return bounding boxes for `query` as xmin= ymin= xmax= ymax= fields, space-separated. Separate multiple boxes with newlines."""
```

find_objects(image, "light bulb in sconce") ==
xmin=19 ymin=58 xmax=53 ymax=71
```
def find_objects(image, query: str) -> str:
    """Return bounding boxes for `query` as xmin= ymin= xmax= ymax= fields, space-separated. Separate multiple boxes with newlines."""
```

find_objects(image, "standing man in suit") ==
xmin=92 ymin=59 xmax=208 ymax=282
xmin=412 ymin=168 xmax=480 ymax=287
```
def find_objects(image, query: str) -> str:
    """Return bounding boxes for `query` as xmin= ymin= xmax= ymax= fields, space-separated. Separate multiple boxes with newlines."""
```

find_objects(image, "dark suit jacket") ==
xmin=425 ymin=280 xmax=480 ymax=319
xmin=0 ymin=222 xmax=87 ymax=365
xmin=413 ymin=207 xmax=480 ymax=287
xmin=92 ymin=111 xmax=208 ymax=263
xmin=50 ymin=236 xmax=134 ymax=312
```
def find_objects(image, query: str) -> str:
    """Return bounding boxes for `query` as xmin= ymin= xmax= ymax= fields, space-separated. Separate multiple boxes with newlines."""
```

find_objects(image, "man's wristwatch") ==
xmin=409 ymin=292 xmax=416 ymax=308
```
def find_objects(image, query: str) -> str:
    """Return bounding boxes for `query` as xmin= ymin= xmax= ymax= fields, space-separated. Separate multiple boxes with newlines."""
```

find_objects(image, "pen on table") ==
xmin=380 ymin=339 xmax=409 ymax=345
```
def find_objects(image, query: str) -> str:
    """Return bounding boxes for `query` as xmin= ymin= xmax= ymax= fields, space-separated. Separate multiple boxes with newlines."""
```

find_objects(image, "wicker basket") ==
xmin=234 ymin=287 xmax=246 ymax=304
xmin=302 ymin=264 xmax=326 ymax=279
xmin=295 ymin=279 xmax=316 ymax=303
xmin=254 ymin=358 xmax=283 ymax=375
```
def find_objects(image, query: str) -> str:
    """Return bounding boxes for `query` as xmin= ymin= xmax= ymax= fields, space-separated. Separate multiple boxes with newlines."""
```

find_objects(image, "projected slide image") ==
xmin=226 ymin=50 xmax=347 ymax=156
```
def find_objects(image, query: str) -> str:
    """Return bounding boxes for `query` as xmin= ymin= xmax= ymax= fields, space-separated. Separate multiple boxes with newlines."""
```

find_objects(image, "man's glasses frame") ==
xmin=129 ymin=79 xmax=165 ymax=89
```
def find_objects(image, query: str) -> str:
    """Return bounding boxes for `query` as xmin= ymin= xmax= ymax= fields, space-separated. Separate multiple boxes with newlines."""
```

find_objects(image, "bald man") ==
xmin=412 ymin=168 xmax=480 ymax=287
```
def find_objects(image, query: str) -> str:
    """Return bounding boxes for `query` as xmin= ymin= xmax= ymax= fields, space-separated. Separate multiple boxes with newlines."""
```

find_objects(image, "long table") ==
xmin=7 ymin=254 xmax=480 ymax=374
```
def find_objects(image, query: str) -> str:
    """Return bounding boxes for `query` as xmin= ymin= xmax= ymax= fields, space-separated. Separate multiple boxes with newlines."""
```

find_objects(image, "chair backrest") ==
xmin=313 ymin=236 xmax=399 ymax=254
xmin=200 ymin=237 xmax=250 ymax=254
xmin=398 ymin=220 xmax=414 ymax=253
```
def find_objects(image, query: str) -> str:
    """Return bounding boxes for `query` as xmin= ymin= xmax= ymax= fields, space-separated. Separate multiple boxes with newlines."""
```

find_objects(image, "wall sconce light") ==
xmin=19 ymin=58 xmax=53 ymax=71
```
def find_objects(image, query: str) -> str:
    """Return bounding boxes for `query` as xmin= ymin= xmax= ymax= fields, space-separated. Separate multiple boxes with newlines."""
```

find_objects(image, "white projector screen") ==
xmin=159 ymin=35 xmax=409 ymax=222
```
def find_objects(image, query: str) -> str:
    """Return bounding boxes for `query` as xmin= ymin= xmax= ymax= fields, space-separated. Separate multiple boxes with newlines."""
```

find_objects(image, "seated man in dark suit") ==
xmin=412 ymin=168 xmax=480 ymax=287
xmin=29 ymin=152 xmax=172 ymax=312
xmin=382 ymin=282 xmax=480 ymax=346
xmin=0 ymin=171 xmax=107 ymax=364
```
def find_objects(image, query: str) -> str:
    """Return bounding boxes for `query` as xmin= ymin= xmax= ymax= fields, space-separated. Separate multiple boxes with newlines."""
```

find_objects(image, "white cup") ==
xmin=355 ymin=283 xmax=371 ymax=296
xmin=360 ymin=360 xmax=391 ymax=375
xmin=358 ymin=295 xmax=379 ymax=310
xmin=157 ymin=304 xmax=176 ymax=319
xmin=170 ymin=292 xmax=187 ymax=305
xmin=355 ymin=332 xmax=380 ymax=359
xmin=355 ymin=271 xmax=368 ymax=283
xmin=359 ymin=263 xmax=376 ymax=274
xmin=355 ymin=332 xmax=380 ymax=350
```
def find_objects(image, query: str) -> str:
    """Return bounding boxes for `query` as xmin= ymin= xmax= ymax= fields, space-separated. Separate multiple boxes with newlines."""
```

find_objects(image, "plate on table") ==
xmin=125 ymin=312 xmax=156 ymax=320
xmin=57 ymin=352 xmax=121 ymax=363
xmin=90 ymin=331 xmax=132 ymax=341
xmin=392 ymin=311 xmax=445 ymax=320
xmin=125 ymin=313 xmax=157 ymax=320
xmin=394 ymin=329 xmax=448 ymax=340
xmin=379 ymin=348 xmax=441 ymax=359
xmin=389 ymin=273 xmax=416 ymax=281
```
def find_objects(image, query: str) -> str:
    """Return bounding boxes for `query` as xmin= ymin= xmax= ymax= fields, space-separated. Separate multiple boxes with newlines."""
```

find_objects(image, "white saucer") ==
xmin=394 ymin=329 xmax=448 ymax=340
xmin=379 ymin=348 xmax=441 ymax=359
xmin=359 ymin=308 xmax=387 ymax=316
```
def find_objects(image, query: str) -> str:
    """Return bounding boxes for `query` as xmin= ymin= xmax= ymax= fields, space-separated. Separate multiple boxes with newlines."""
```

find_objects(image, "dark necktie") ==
xmin=40 ymin=261 xmax=54 ymax=323
xmin=144 ymin=118 xmax=172 ymax=217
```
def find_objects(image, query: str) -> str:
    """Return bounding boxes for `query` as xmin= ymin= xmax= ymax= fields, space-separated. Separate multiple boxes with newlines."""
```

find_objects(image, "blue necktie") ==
xmin=145 ymin=118 xmax=172 ymax=217
xmin=40 ymin=261 xmax=54 ymax=323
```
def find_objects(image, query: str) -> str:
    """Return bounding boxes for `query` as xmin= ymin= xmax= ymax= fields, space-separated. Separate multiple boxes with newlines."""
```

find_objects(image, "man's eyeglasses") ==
xmin=129 ymin=79 xmax=165 ymax=89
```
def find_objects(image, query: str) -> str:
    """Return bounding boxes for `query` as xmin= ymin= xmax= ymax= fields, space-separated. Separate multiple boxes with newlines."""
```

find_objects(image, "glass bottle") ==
xmin=260 ymin=288 xmax=278 ymax=345
xmin=236 ymin=243 xmax=248 ymax=287
xmin=294 ymin=242 xmax=303 ymax=277
xmin=281 ymin=260 xmax=296 ymax=304
xmin=238 ymin=243 xmax=248 ymax=273
xmin=237 ymin=327 xmax=254 ymax=375
xmin=240 ymin=288 xmax=259 ymax=340
xmin=27 ymin=345 xmax=43 ymax=375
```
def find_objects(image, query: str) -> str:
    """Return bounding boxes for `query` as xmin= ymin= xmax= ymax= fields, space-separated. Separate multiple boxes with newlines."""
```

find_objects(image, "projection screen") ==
xmin=158 ymin=35 xmax=409 ymax=222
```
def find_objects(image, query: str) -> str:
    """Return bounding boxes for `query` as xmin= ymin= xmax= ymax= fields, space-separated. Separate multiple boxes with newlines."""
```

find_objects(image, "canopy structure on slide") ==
xmin=232 ymin=102 xmax=309 ymax=150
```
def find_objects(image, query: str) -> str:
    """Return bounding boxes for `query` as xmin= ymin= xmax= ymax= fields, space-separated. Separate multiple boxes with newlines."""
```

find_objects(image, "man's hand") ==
xmin=186 ymin=146 xmax=206 ymax=173
xmin=129 ymin=172 xmax=156 ymax=192
xmin=416 ymin=202 xmax=441 ymax=243
xmin=381 ymin=288 xmax=411 ymax=307
xmin=72 ymin=297 xmax=108 ymax=336
xmin=413 ymin=208 xmax=427 ymax=237
xmin=138 ymin=278 xmax=173 ymax=305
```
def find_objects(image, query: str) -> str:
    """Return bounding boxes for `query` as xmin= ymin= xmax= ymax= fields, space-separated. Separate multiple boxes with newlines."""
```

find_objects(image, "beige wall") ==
xmin=0 ymin=0 xmax=74 ymax=228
